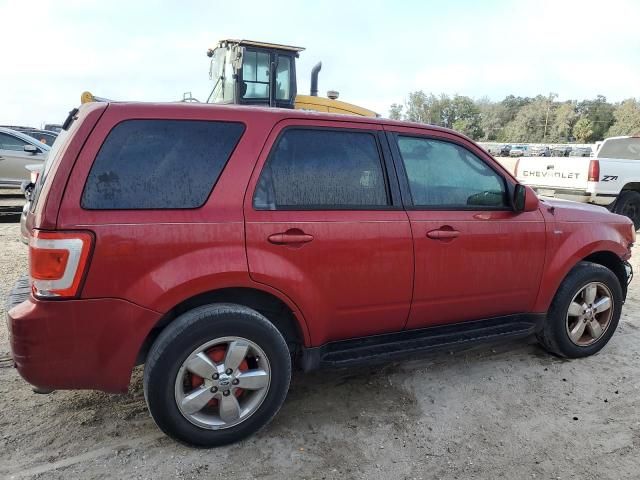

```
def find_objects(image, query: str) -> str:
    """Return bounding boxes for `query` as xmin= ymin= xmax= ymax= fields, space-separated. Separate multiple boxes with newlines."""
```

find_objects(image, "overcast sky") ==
xmin=1 ymin=0 xmax=639 ymax=127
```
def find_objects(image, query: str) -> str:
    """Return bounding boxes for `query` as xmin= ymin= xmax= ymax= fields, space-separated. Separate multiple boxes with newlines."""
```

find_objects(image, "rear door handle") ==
xmin=268 ymin=230 xmax=314 ymax=245
xmin=426 ymin=228 xmax=460 ymax=240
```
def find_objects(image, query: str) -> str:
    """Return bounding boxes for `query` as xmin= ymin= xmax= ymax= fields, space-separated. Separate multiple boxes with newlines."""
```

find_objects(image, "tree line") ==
xmin=388 ymin=93 xmax=640 ymax=143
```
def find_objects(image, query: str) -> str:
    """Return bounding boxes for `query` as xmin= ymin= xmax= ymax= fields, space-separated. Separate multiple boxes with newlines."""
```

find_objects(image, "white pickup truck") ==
xmin=515 ymin=136 xmax=640 ymax=229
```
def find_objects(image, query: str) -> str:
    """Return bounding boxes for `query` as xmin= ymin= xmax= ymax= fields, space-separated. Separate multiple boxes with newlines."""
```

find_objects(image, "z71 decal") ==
xmin=601 ymin=175 xmax=618 ymax=182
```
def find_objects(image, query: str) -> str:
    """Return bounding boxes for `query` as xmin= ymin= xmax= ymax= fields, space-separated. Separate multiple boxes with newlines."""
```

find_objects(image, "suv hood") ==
xmin=540 ymin=197 xmax=629 ymax=224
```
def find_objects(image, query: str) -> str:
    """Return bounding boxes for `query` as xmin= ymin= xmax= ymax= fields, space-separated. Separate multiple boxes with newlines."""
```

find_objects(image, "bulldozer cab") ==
xmin=206 ymin=39 xmax=303 ymax=109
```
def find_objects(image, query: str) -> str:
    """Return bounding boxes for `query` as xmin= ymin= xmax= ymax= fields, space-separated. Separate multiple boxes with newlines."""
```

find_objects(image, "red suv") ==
xmin=7 ymin=102 xmax=634 ymax=447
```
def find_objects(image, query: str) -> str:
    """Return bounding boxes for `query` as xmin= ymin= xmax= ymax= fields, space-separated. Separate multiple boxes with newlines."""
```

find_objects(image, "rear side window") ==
xmin=254 ymin=128 xmax=389 ymax=209
xmin=82 ymin=120 xmax=244 ymax=209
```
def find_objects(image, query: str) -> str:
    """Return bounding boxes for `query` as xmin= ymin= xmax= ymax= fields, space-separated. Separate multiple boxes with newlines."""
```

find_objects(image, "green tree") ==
xmin=502 ymin=96 xmax=550 ymax=142
xmin=608 ymin=98 xmax=640 ymax=137
xmin=548 ymin=102 xmax=577 ymax=142
xmin=477 ymin=97 xmax=506 ymax=141
xmin=402 ymin=91 xmax=444 ymax=124
xmin=389 ymin=92 xmax=483 ymax=139
xmin=577 ymin=95 xmax=615 ymax=140
xmin=573 ymin=117 xmax=594 ymax=143
xmin=387 ymin=92 xmax=625 ymax=142
xmin=448 ymin=95 xmax=483 ymax=139
xmin=501 ymin=95 xmax=533 ymax=124
xmin=388 ymin=103 xmax=403 ymax=120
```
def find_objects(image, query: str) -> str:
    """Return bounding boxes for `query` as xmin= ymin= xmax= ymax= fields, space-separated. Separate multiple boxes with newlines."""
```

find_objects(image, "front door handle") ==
xmin=268 ymin=230 xmax=314 ymax=245
xmin=426 ymin=228 xmax=460 ymax=240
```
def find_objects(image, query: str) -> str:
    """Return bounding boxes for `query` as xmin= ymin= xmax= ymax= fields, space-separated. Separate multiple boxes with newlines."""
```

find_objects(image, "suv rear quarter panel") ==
xmin=57 ymin=104 xmax=308 ymax=341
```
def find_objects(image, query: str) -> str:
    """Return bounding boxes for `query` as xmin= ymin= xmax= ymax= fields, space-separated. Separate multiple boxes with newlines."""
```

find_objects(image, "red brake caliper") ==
xmin=190 ymin=346 xmax=249 ymax=406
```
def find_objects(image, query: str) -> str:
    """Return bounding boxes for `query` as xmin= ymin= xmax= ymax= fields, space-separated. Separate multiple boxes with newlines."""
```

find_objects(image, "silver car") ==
xmin=0 ymin=127 xmax=49 ymax=188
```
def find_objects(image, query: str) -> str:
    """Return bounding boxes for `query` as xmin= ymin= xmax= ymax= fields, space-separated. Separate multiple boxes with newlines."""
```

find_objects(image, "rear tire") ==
xmin=144 ymin=303 xmax=291 ymax=447
xmin=613 ymin=190 xmax=640 ymax=230
xmin=537 ymin=262 xmax=622 ymax=358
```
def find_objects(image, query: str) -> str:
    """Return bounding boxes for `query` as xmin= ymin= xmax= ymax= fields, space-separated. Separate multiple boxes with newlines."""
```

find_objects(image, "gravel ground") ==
xmin=2 ymin=222 xmax=640 ymax=479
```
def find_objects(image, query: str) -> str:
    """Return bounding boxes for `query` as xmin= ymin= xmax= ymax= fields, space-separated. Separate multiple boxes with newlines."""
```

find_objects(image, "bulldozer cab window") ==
xmin=275 ymin=56 xmax=291 ymax=101
xmin=242 ymin=50 xmax=270 ymax=100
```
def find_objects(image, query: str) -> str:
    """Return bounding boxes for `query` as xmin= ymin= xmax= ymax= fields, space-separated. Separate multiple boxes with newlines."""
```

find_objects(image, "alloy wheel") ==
xmin=174 ymin=336 xmax=271 ymax=429
xmin=565 ymin=282 xmax=614 ymax=346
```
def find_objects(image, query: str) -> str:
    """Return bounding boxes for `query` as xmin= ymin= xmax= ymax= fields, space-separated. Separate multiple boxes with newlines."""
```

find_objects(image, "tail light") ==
xmin=514 ymin=159 xmax=520 ymax=177
xmin=588 ymin=159 xmax=600 ymax=182
xmin=29 ymin=230 xmax=93 ymax=298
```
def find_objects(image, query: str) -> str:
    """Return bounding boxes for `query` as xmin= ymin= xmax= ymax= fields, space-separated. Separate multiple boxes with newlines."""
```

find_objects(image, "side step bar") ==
xmin=300 ymin=314 xmax=545 ymax=371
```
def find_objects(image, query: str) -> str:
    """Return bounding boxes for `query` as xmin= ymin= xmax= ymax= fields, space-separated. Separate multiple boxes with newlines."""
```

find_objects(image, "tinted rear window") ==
xmin=82 ymin=119 xmax=244 ymax=209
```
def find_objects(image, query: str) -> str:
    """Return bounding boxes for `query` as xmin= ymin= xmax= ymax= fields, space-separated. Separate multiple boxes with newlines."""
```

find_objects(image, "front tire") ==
xmin=537 ymin=262 xmax=622 ymax=358
xmin=143 ymin=304 xmax=291 ymax=447
xmin=613 ymin=190 xmax=640 ymax=230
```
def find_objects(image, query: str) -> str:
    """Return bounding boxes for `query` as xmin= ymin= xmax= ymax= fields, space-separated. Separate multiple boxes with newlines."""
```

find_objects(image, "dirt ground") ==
xmin=2 ymin=219 xmax=640 ymax=480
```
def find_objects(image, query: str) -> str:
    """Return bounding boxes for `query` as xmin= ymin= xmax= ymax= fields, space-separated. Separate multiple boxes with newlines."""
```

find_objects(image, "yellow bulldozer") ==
xmin=82 ymin=39 xmax=377 ymax=117
xmin=204 ymin=39 xmax=377 ymax=117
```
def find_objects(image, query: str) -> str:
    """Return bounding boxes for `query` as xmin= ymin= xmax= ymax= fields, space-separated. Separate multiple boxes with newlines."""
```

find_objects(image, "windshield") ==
xmin=207 ymin=47 xmax=235 ymax=103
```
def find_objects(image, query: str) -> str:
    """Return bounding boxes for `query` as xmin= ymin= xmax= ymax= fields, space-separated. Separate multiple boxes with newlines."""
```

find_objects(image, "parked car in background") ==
xmin=7 ymin=101 xmax=634 ymax=447
xmin=509 ymin=144 xmax=529 ymax=157
xmin=569 ymin=147 xmax=593 ymax=157
xmin=1 ymin=126 xmax=58 ymax=146
xmin=530 ymin=145 xmax=551 ymax=157
xmin=516 ymin=135 xmax=640 ymax=228
xmin=43 ymin=124 xmax=63 ymax=133
xmin=0 ymin=127 xmax=49 ymax=188
xmin=480 ymin=143 xmax=502 ymax=157
xmin=21 ymin=129 xmax=58 ymax=146
xmin=551 ymin=145 xmax=572 ymax=157
xmin=499 ymin=144 xmax=512 ymax=156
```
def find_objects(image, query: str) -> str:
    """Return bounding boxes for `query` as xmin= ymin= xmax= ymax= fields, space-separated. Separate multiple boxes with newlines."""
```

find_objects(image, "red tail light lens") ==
xmin=588 ymin=160 xmax=600 ymax=182
xmin=29 ymin=230 xmax=93 ymax=298
xmin=31 ymin=248 xmax=70 ymax=280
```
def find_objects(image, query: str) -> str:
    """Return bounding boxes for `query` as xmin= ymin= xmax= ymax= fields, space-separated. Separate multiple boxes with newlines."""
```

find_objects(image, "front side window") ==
xmin=242 ymin=50 xmax=270 ymax=100
xmin=0 ymin=132 xmax=29 ymax=151
xmin=254 ymin=128 xmax=389 ymax=209
xmin=82 ymin=120 xmax=244 ymax=209
xmin=397 ymin=136 xmax=507 ymax=208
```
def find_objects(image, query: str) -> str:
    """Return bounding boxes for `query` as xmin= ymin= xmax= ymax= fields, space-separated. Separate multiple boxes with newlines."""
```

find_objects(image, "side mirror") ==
xmin=23 ymin=144 xmax=39 ymax=154
xmin=513 ymin=184 xmax=540 ymax=212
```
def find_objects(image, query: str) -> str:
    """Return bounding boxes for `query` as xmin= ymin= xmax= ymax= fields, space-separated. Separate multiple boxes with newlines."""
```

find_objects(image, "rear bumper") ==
xmin=6 ymin=287 xmax=161 ymax=393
